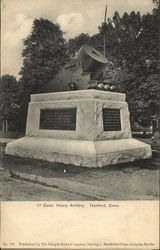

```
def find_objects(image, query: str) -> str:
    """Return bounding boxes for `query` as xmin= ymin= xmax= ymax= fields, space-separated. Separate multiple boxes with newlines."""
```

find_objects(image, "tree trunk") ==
xmin=5 ymin=120 xmax=8 ymax=132
xmin=2 ymin=121 xmax=5 ymax=132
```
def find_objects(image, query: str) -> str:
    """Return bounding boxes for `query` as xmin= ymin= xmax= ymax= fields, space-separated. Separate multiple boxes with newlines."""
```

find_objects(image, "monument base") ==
xmin=5 ymin=90 xmax=152 ymax=167
xmin=6 ymin=137 xmax=151 ymax=168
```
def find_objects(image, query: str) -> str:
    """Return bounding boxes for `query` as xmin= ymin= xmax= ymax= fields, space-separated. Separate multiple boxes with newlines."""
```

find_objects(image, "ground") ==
xmin=0 ymin=138 xmax=159 ymax=201
xmin=0 ymin=169 xmax=89 ymax=200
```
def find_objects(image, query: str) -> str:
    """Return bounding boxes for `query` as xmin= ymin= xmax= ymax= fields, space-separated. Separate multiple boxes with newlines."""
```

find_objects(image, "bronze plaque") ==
xmin=40 ymin=108 xmax=77 ymax=130
xmin=103 ymin=108 xmax=121 ymax=131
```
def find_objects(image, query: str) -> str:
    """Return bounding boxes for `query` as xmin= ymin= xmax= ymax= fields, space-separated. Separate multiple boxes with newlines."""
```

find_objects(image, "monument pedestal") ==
xmin=6 ymin=90 xmax=152 ymax=167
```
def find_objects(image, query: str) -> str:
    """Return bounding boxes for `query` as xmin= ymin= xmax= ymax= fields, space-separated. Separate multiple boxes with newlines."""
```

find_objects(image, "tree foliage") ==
xmin=68 ymin=6 xmax=159 ymax=127
xmin=68 ymin=33 xmax=91 ymax=56
xmin=0 ymin=75 xmax=19 ymax=130
xmin=19 ymin=18 xmax=69 ymax=92
xmin=18 ymin=18 xmax=69 ymax=131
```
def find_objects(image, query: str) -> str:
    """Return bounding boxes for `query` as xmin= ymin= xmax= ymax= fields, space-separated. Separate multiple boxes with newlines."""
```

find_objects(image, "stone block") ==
xmin=6 ymin=137 xmax=151 ymax=168
xmin=6 ymin=90 xmax=152 ymax=167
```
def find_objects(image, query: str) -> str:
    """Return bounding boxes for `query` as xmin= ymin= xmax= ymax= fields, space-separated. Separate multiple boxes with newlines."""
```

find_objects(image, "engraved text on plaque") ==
xmin=40 ymin=108 xmax=77 ymax=130
xmin=103 ymin=108 xmax=121 ymax=131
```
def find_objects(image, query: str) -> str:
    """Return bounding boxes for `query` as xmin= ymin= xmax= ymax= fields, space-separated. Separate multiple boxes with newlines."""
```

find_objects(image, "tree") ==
xmin=68 ymin=32 xmax=105 ymax=59
xmin=18 ymin=18 xmax=69 ymax=131
xmin=68 ymin=33 xmax=91 ymax=56
xmin=98 ymin=8 xmax=160 ymax=127
xmin=0 ymin=75 xmax=19 ymax=131
xmin=124 ymin=8 xmax=160 ymax=127
xmin=153 ymin=0 xmax=159 ymax=7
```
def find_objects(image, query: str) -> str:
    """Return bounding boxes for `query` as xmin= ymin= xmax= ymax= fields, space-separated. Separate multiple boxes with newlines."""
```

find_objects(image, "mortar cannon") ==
xmin=46 ymin=45 xmax=117 ymax=92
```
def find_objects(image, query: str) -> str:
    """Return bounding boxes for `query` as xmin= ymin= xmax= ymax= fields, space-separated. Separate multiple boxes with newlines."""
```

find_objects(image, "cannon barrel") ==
xmin=75 ymin=45 xmax=108 ymax=80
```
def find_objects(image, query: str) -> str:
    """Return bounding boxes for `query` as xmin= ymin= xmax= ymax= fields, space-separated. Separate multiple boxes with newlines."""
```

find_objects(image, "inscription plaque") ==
xmin=40 ymin=108 xmax=77 ymax=130
xmin=103 ymin=108 xmax=121 ymax=131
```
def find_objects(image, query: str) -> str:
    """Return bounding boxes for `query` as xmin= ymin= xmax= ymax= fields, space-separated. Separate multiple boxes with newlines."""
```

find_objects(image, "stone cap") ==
xmin=31 ymin=89 xmax=125 ymax=103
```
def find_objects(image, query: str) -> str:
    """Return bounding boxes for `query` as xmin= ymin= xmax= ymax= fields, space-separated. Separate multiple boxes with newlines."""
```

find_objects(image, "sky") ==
xmin=1 ymin=0 xmax=155 ymax=79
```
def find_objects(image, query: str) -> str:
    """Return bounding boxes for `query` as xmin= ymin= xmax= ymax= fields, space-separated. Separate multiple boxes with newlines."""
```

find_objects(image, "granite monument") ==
xmin=6 ymin=45 xmax=152 ymax=167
